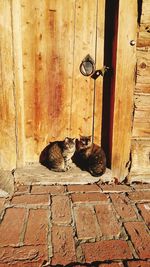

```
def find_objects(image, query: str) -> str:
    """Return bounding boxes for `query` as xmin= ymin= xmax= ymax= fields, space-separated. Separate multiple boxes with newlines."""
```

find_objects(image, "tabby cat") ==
xmin=40 ymin=137 xmax=76 ymax=172
xmin=74 ymin=135 xmax=106 ymax=176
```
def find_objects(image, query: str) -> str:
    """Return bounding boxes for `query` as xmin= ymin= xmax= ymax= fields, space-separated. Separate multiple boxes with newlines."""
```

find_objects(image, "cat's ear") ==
xmin=64 ymin=137 xmax=69 ymax=143
xmin=72 ymin=138 xmax=76 ymax=143
xmin=79 ymin=134 xmax=84 ymax=140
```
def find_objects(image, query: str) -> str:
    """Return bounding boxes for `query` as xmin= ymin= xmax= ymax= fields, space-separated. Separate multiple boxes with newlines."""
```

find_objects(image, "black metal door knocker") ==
xmin=80 ymin=54 xmax=110 ymax=80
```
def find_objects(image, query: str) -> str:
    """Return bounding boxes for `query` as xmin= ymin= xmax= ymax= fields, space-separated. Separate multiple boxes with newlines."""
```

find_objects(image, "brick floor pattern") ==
xmin=0 ymin=183 xmax=150 ymax=267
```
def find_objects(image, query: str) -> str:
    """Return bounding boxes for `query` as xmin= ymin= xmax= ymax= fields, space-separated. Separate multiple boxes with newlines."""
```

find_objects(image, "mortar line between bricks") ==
xmin=0 ymin=204 xmax=8 ymax=223
xmin=19 ymin=208 xmax=29 ymax=245
xmin=68 ymin=193 xmax=75 ymax=226
xmin=70 ymin=197 xmax=85 ymax=263
xmin=93 ymin=205 xmax=103 ymax=239
xmin=108 ymin=193 xmax=129 ymax=240
xmin=122 ymin=222 xmax=140 ymax=260
xmin=133 ymin=202 xmax=146 ymax=222
xmin=9 ymin=204 xmax=50 ymax=209
xmin=47 ymin=198 xmax=53 ymax=263
xmin=127 ymin=239 xmax=139 ymax=259
xmin=29 ymin=185 xmax=32 ymax=193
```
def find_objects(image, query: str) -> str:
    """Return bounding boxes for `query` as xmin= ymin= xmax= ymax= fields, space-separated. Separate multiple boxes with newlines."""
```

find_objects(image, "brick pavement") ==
xmin=0 ymin=183 xmax=150 ymax=266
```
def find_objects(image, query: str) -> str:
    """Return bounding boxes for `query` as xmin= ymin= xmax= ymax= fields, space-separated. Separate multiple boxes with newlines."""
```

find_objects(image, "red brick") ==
xmin=137 ymin=203 xmax=150 ymax=227
xmin=100 ymin=184 xmax=131 ymax=192
xmin=67 ymin=184 xmax=101 ymax=192
xmin=15 ymin=185 xmax=30 ymax=194
xmin=71 ymin=192 xmax=108 ymax=203
xmin=81 ymin=240 xmax=133 ymax=261
xmin=11 ymin=194 xmax=50 ymax=205
xmin=74 ymin=205 xmax=101 ymax=240
xmin=31 ymin=185 xmax=65 ymax=194
xmin=0 ymin=245 xmax=47 ymax=265
xmin=124 ymin=222 xmax=150 ymax=259
xmin=95 ymin=204 xmax=121 ymax=237
xmin=127 ymin=261 xmax=150 ymax=267
xmin=24 ymin=209 xmax=48 ymax=245
xmin=0 ymin=208 xmax=26 ymax=246
xmin=52 ymin=195 xmax=72 ymax=224
xmin=51 ymin=225 xmax=76 ymax=265
xmin=110 ymin=194 xmax=137 ymax=220
xmin=99 ymin=263 xmax=124 ymax=267
xmin=127 ymin=191 xmax=150 ymax=202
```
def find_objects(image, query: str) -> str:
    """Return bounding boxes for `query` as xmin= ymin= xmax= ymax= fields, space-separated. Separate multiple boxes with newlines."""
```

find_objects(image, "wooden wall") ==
xmin=129 ymin=0 xmax=150 ymax=182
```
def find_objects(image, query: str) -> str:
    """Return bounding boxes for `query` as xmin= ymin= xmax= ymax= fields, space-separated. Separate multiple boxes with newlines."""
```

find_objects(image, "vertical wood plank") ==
xmin=111 ymin=0 xmax=137 ymax=181
xmin=21 ymin=0 xmax=37 ymax=162
xmin=70 ymin=0 xmax=97 ymax=138
xmin=93 ymin=0 xmax=105 ymax=144
xmin=11 ymin=0 xmax=25 ymax=167
xmin=0 ymin=0 xmax=16 ymax=170
xmin=21 ymin=0 xmax=75 ymax=162
xmin=46 ymin=0 xmax=75 ymax=141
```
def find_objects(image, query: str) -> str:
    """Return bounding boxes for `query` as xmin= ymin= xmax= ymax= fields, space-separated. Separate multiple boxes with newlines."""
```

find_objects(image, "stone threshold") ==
xmin=14 ymin=163 xmax=112 ymax=185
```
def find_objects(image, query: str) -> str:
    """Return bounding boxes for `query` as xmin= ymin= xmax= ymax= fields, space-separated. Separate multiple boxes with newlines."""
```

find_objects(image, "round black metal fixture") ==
xmin=80 ymin=54 xmax=95 ymax=76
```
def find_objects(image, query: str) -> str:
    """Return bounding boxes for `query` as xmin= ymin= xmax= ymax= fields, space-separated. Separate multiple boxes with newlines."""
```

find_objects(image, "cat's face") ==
xmin=64 ymin=137 xmax=76 ymax=152
xmin=76 ymin=135 xmax=92 ymax=150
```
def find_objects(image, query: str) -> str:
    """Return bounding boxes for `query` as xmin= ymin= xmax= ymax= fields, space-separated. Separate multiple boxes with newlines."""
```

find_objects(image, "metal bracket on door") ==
xmin=91 ymin=66 xmax=110 ymax=80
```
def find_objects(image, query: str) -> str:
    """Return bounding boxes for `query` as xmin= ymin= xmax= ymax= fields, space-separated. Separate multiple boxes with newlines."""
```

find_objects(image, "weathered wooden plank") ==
xmin=45 ymin=0 xmax=74 ymax=141
xmin=11 ymin=0 xmax=25 ymax=167
xmin=136 ymin=50 xmax=150 ymax=85
xmin=21 ymin=0 xmax=37 ymax=162
xmin=132 ymin=109 xmax=150 ymax=137
xmin=137 ymin=24 xmax=150 ymax=47
xmin=21 ymin=0 xmax=75 ymax=162
xmin=132 ymin=93 xmax=150 ymax=138
xmin=0 ymin=0 xmax=16 ymax=170
xmin=141 ymin=0 xmax=150 ymax=24
xmin=93 ymin=0 xmax=105 ymax=145
xmin=129 ymin=139 xmax=150 ymax=183
xmin=70 ymin=0 xmax=97 ymax=138
xmin=134 ymin=93 xmax=150 ymax=109
xmin=135 ymin=83 xmax=150 ymax=94
xmin=111 ymin=0 xmax=137 ymax=181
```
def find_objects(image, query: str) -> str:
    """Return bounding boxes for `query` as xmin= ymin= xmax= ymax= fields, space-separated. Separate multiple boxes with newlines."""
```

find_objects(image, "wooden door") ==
xmin=16 ymin=0 xmax=105 ymax=163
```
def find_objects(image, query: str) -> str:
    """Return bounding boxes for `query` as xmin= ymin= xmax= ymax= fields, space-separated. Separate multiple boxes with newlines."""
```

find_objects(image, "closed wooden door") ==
xmin=19 ymin=0 xmax=105 ymax=163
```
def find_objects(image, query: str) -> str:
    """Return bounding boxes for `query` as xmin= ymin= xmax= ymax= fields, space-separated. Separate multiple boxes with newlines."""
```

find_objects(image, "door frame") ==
xmin=109 ymin=0 xmax=137 ymax=181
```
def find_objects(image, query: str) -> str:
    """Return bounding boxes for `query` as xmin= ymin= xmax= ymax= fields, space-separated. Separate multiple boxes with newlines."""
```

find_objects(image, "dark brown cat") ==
xmin=74 ymin=135 xmax=106 ymax=176
xmin=40 ymin=137 xmax=76 ymax=172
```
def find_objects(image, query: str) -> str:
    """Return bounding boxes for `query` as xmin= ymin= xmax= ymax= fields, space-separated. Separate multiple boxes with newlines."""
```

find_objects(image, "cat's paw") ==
xmin=65 ymin=165 xmax=71 ymax=171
